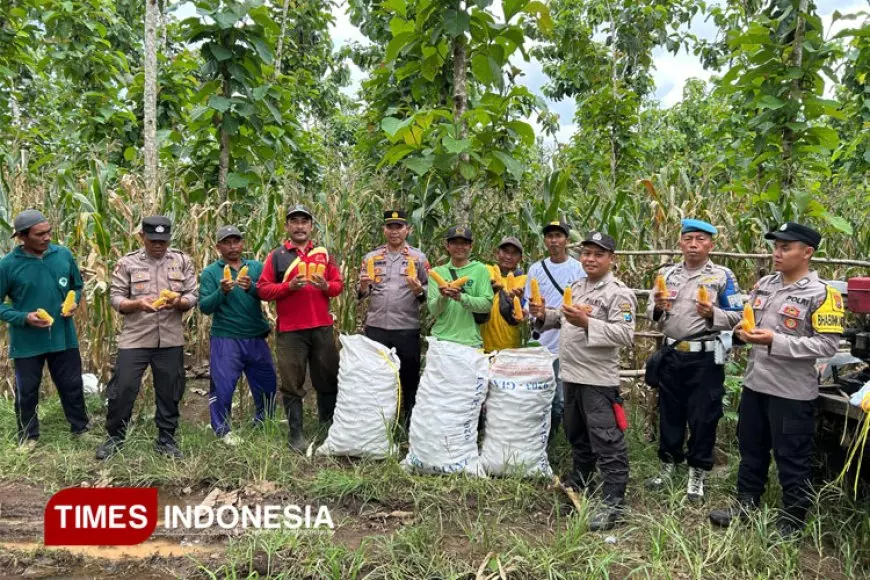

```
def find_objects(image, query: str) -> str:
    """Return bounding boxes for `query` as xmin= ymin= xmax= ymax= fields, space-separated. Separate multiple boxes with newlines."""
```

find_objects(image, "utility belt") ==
xmin=664 ymin=337 xmax=717 ymax=353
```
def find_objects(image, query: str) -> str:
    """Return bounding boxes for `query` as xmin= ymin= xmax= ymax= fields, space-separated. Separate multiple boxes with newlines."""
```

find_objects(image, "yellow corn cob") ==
xmin=238 ymin=265 xmax=249 ymax=279
xmin=314 ymin=263 xmax=326 ymax=277
xmin=223 ymin=264 xmax=232 ymax=281
xmin=406 ymin=258 xmax=416 ymax=279
xmin=309 ymin=246 xmax=329 ymax=258
xmin=697 ymin=285 xmax=709 ymax=304
xmin=862 ymin=392 xmax=870 ymax=413
xmin=160 ymin=289 xmax=180 ymax=300
xmin=428 ymin=269 xmax=448 ymax=289
xmin=283 ymin=257 xmax=301 ymax=282
xmin=512 ymin=296 xmax=523 ymax=321
xmin=297 ymin=262 xmax=308 ymax=280
xmin=741 ymin=303 xmax=755 ymax=332
xmin=530 ymin=278 xmax=542 ymax=305
xmin=61 ymin=291 xmax=77 ymax=316
xmin=450 ymin=276 xmax=469 ymax=289
xmin=506 ymin=272 xmax=515 ymax=291
xmin=152 ymin=297 xmax=168 ymax=308
xmin=655 ymin=275 xmax=667 ymax=295
xmin=563 ymin=286 xmax=572 ymax=307
xmin=36 ymin=308 xmax=54 ymax=325
xmin=366 ymin=256 xmax=376 ymax=280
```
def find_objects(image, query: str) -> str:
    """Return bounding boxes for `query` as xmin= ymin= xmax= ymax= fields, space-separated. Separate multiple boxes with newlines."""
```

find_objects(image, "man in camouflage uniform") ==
xmin=96 ymin=216 xmax=198 ymax=460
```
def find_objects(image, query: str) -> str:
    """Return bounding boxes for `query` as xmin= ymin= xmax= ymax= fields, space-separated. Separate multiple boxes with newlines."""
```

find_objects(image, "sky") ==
xmin=328 ymin=0 xmax=867 ymax=146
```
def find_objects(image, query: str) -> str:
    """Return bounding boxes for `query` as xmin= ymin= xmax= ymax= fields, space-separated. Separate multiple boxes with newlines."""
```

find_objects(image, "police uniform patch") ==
xmin=784 ymin=317 xmax=799 ymax=330
xmin=754 ymin=297 xmax=764 ymax=308
xmin=623 ymin=312 xmax=633 ymax=322
xmin=811 ymin=286 xmax=845 ymax=334
xmin=619 ymin=303 xmax=631 ymax=312
xmin=783 ymin=305 xmax=801 ymax=318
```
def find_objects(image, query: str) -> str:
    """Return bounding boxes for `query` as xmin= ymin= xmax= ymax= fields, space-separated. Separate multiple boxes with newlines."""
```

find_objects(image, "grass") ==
xmin=1 ymin=388 xmax=869 ymax=578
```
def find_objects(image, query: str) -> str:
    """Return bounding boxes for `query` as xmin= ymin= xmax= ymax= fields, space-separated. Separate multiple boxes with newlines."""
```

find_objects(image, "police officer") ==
xmin=358 ymin=210 xmax=429 ymax=426
xmin=199 ymin=226 xmax=277 ymax=445
xmin=710 ymin=223 xmax=842 ymax=537
xmin=646 ymin=219 xmax=744 ymax=501
xmin=257 ymin=204 xmax=344 ymax=453
xmin=530 ymin=232 xmax=635 ymax=530
xmin=0 ymin=210 xmax=90 ymax=452
xmin=96 ymin=216 xmax=198 ymax=460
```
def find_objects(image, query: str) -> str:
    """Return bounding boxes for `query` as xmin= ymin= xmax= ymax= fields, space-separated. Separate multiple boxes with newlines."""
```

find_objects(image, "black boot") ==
xmin=589 ymin=499 xmax=624 ymax=532
xmin=95 ymin=437 xmax=123 ymax=460
xmin=154 ymin=431 xmax=183 ymax=459
xmin=709 ymin=496 xmax=758 ymax=528
xmin=316 ymin=391 xmax=337 ymax=423
xmin=283 ymin=396 xmax=307 ymax=453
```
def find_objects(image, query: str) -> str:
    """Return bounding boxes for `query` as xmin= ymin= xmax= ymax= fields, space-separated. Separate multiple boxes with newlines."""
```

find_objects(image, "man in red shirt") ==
xmin=258 ymin=204 xmax=344 ymax=452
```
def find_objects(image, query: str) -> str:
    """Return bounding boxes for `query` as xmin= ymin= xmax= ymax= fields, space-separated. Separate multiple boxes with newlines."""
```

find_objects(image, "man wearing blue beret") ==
xmin=645 ymin=219 xmax=744 ymax=502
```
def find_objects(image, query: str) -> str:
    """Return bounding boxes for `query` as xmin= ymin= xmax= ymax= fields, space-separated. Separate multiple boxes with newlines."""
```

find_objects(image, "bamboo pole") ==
xmin=586 ymin=248 xmax=870 ymax=268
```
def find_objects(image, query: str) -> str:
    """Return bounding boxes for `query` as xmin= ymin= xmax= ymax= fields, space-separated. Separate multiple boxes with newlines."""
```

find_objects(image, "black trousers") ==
xmin=105 ymin=347 xmax=185 ymax=442
xmin=13 ymin=348 xmax=89 ymax=442
xmin=275 ymin=327 xmax=339 ymax=399
xmin=657 ymin=350 xmax=724 ymax=470
xmin=564 ymin=382 xmax=629 ymax=502
xmin=364 ymin=326 xmax=421 ymax=423
xmin=737 ymin=386 xmax=816 ymax=523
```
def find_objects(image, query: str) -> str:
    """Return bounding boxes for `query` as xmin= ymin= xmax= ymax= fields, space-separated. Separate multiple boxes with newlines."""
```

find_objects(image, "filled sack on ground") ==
xmin=316 ymin=334 xmax=401 ymax=459
xmin=401 ymin=337 xmax=490 ymax=476
xmin=480 ymin=347 xmax=556 ymax=477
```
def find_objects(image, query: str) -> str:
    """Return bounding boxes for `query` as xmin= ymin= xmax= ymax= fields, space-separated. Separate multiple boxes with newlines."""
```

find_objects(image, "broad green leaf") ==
xmin=506 ymin=121 xmax=535 ymax=145
xmin=444 ymin=9 xmax=471 ymax=37
xmin=403 ymin=155 xmax=434 ymax=175
xmin=251 ymin=37 xmax=274 ymax=65
xmin=214 ymin=10 xmax=241 ymax=29
xmin=123 ymin=147 xmax=136 ymax=162
xmin=459 ymin=161 xmax=478 ymax=180
xmin=756 ymin=95 xmax=785 ymax=110
xmin=207 ymin=43 xmax=233 ymax=62
xmin=385 ymin=32 xmax=416 ymax=62
xmin=524 ymin=1 xmax=552 ymax=33
xmin=381 ymin=117 xmax=405 ymax=138
xmin=491 ymin=150 xmax=523 ymax=179
xmin=503 ymin=0 xmax=526 ymax=22
xmin=443 ymin=136 xmax=472 ymax=153
xmin=227 ymin=172 xmax=251 ymax=188
xmin=823 ymin=213 xmax=853 ymax=235
xmin=383 ymin=0 xmax=407 ymax=18
xmin=208 ymin=95 xmax=232 ymax=112
xmin=807 ymin=126 xmax=838 ymax=149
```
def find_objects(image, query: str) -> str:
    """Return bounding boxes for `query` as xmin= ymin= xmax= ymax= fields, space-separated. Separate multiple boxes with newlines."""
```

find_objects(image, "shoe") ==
xmin=284 ymin=396 xmax=307 ymax=453
xmin=646 ymin=462 xmax=675 ymax=489
xmin=709 ymin=498 xmax=758 ymax=528
xmin=154 ymin=439 xmax=184 ymax=459
xmin=95 ymin=438 xmax=123 ymax=460
xmin=72 ymin=423 xmax=91 ymax=437
xmin=16 ymin=439 xmax=38 ymax=454
xmin=222 ymin=432 xmax=242 ymax=447
xmin=687 ymin=467 xmax=706 ymax=503
xmin=775 ymin=516 xmax=804 ymax=540
xmin=588 ymin=503 xmax=624 ymax=531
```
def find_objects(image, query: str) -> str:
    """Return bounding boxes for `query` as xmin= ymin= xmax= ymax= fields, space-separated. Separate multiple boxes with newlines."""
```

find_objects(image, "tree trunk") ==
xmin=781 ymin=0 xmax=808 ymax=189
xmin=452 ymin=18 xmax=471 ymax=223
xmin=274 ymin=0 xmax=291 ymax=77
xmin=143 ymin=0 xmax=159 ymax=211
xmin=218 ymin=68 xmax=231 ymax=203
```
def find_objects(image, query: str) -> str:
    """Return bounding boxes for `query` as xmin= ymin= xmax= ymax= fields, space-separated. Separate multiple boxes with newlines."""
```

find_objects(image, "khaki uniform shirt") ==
xmin=110 ymin=248 xmax=198 ymax=349
xmin=646 ymin=260 xmax=744 ymax=339
xmin=744 ymin=271 xmax=843 ymax=401
xmin=359 ymin=244 xmax=429 ymax=330
xmin=537 ymin=273 xmax=636 ymax=387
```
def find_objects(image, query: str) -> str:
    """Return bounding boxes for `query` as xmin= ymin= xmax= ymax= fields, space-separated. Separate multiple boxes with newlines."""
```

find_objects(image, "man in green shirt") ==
xmin=199 ymin=226 xmax=276 ymax=446
xmin=0 ymin=210 xmax=89 ymax=452
xmin=427 ymin=225 xmax=494 ymax=348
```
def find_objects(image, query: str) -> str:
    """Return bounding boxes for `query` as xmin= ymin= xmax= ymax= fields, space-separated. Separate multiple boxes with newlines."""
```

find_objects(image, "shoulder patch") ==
xmin=811 ymin=286 xmax=844 ymax=334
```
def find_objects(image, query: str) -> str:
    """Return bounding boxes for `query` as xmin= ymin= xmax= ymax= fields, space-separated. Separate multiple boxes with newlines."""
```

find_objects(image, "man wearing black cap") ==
xmin=481 ymin=236 xmax=527 ymax=352
xmin=199 ymin=226 xmax=276 ymax=446
xmin=0 ymin=210 xmax=89 ymax=452
xmin=358 ymin=210 xmax=429 ymax=425
xmin=427 ymin=225 xmax=494 ymax=347
xmin=645 ymin=218 xmax=744 ymax=502
xmin=524 ymin=219 xmax=585 ymax=444
xmin=710 ymin=223 xmax=843 ymax=537
xmin=97 ymin=216 xmax=198 ymax=460
xmin=258 ymin=204 xmax=343 ymax=453
xmin=530 ymin=232 xmax=635 ymax=530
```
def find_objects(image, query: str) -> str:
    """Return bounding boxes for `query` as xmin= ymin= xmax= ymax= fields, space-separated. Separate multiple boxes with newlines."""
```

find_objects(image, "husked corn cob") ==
xmin=530 ymin=278 xmax=542 ymax=305
xmin=36 ymin=308 xmax=54 ymax=325
xmin=238 ymin=265 xmax=249 ymax=279
xmin=314 ymin=263 xmax=326 ymax=277
xmin=563 ymin=286 xmax=572 ymax=307
xmin=450 ymin=276 xmax=469 ymax=289
xmin=297 ymin=262 xmax=308 ymax=280
xmin=512 ymin=296 xmax=523 ymax=321
xmin=406 ymin=258 xmax=416 ymax=278
xmin=428 ymin=269 xmax=448 ymax=289
xmin=61 ymin=291 xmax=77 ymax=316
xmin=655 ymin=275 xmax=667 ymax=295
xmin=741 ymin=303 xmax=755 ymax=332
xmin=223 ymin=265 xmax=232 ymax=281
xmin=366 ymin=256 xmax=376 ymax=281
xmin=697 ymin=285 xmax=710 ymax=303
xmin=505 ymin=272 xmax=515 ymax=291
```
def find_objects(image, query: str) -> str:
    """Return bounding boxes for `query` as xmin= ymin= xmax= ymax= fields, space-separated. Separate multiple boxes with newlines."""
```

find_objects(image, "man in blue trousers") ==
xmin=199 ymin=226 xmax=277 ymax=445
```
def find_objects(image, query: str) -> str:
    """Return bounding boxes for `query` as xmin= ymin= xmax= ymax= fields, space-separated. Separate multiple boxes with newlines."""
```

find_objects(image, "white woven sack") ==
xmin=401 ymin=337 xmax=489 ymax=476
xmin=316 ymin=334 xmax=401 ymax=459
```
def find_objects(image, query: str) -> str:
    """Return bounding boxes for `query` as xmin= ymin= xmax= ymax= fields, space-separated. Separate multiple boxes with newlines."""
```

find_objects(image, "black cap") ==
xmin=445 ymin=225 xmax=473 ymax=241
xmin=216 ymin=225 xmax=243 ymax=242
xmin=581 ymin=231 xmax=616 ymax=252
xmin=142 ymin=216 xmax=172 ymax=241
xmin=11 ymin=209 xmax=48 ymax=238
xmin=384 ymin=210 xmax=408 ymax=225
xmin=286 ymin=204 xmax=313 ymax=220
xmin=764 ymin=222 xmax=821 ymax=249
xmin=543 ymin=219 xmax=570 ymax=236
xmin=498 ymin=236 xmax=524 ymax=254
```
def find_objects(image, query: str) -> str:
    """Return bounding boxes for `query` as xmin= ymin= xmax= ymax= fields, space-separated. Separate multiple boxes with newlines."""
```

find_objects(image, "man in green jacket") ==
xmin=427 ymin=225 xmax=494 ymax=348
xmin=0 ymin=210 xmax=89 ymax=452
xmin=199 ymin=226 xmax=276 ymax=446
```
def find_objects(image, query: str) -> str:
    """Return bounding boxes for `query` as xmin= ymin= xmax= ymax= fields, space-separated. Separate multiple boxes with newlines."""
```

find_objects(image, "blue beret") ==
xmin=681 ymin=219 xmax=717 ymax=236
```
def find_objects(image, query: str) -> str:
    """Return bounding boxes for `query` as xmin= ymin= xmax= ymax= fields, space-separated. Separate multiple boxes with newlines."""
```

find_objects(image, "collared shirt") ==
xmin=536 ymin=272 xmax=636 ymax=386
xmin=744 ymin=271 xmax=843 ymax=401
xmin=110 ymin=248 xmax=198 ymax=349
xmin=199 ymin=258 xmax=271 ymax=339
xmin=359 ymin=244 xmax=429 ymax=330
xmin=646 ymin=259 xmax=743 ymax=339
